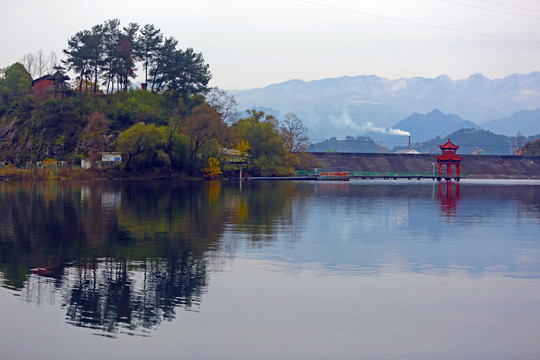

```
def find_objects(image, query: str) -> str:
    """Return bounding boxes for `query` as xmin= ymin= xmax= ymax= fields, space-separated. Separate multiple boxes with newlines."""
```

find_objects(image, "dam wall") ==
xmin=310 ymin=152 xmax=540 ymax=179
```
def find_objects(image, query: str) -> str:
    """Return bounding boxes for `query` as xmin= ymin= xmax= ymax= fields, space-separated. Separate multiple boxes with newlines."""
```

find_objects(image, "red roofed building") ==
xmin=32 ymin=71 xmax=69 ymax=97
xmin=436 ymin=138 xmax=463 ymax=180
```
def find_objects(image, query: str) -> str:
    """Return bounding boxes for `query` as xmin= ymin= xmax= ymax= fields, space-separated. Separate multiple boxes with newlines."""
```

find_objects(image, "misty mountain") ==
xmin=402 ymin=128 xmax=526 ymax=156
xmin=229 ymin=72 xmax=540 ymax=140
xmin=393 ymin=109 xmax=480 ymax=142
xmin=312 ymin=109 xmax=480 ymax=148
xmin=309 ymin=136 xmax=381 ymax=153
xmin=482 ymin=109 xmax=540 ymax=136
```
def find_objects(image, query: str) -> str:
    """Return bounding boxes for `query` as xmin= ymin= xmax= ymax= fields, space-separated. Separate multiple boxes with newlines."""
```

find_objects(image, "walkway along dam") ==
xmin=309 ymin=153 xmax=540 ymax=179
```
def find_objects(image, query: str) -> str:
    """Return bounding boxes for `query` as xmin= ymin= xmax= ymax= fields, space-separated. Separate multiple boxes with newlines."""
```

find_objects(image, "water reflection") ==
xmin=438 ymin=180 xmax=460 ymax=218
xmin=1 ymin=180 xmax=540 ymax=339
xmin=0 ymin=181 xmax=306 ymax=337
xmin=61 ymin=256 xmax=207 ymax=337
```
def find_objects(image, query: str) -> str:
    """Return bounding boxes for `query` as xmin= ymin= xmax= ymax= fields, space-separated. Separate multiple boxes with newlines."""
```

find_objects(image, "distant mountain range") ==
xmin=311 ymin=128 xmax=540 ymax=156
xmin=482 ymin=109 xmax=540 ymax=136
xmin=230 ymin=72 xmax=540 ymax=140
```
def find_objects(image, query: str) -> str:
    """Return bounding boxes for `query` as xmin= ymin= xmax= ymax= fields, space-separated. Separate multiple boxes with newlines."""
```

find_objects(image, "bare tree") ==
xmin=21 ymin=50 xmax=59 ymax=78
xmin=206 ymin=87 xmax=239 ymax=124
xmin=514 ymin=131 xmax=526 ymax=155
xmin=35 ymin=50 xmax=47 ymax=77
xmin=21 ymin=53 xmax=36 ymax=77
xmin=48 ymin=51 xmax=58 ymax=73
xmin=280 ymin=112 xmax=311 ymax=153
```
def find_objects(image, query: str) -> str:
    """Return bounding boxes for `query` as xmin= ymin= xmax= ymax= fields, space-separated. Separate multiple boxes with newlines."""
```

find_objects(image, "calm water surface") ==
xmin=1 ymin=179 xmax=540 ymax=359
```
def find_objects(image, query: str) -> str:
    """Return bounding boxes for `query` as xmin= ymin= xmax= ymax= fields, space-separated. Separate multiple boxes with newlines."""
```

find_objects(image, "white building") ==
xmin=102 ymin=153 xmax=122 ymax=162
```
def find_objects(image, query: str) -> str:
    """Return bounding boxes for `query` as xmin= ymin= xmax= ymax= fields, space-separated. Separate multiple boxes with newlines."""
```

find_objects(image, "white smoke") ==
xmin=329 ymin=110 xmax=411 ymax=138
xmin=329 ymin=110 xmax=364 ymax=133
xmin=360 ymin=122 xmax=410 ymax=137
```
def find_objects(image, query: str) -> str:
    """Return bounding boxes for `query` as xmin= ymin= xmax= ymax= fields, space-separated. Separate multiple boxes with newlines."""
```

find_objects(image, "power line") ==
xmin=297 ymin=0 xmax=540 ymax=45
xmin=440 ymin=0 xmax=540 ymax=20
xmin=474 ymin=0 xmax=540 ymax=13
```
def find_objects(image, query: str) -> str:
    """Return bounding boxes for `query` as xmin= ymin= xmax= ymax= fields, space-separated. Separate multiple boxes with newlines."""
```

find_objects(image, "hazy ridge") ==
xmin=230 ymin=72 xmax=540 ymax=140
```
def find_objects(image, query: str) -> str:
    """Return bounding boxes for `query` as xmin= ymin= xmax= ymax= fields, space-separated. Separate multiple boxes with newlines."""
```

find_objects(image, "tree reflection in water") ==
xmin=62 ymin=256 xmax=207 ymax=337
xmin=0 ymin=180 xmax=303 ymax=337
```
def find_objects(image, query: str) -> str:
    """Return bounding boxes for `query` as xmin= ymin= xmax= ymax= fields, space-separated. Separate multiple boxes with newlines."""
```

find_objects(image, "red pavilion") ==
xmin=436 ymin=138 xmax=463 ymax=181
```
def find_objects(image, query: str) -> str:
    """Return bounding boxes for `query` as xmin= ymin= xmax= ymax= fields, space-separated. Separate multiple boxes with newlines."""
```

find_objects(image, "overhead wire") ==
xmin=474 ymin=0 xmax=540 ymax=13
xmin=297 ymin=0 xmax=540 ymax=45
xmin=439 ymin=0 xmax=540 ymax=20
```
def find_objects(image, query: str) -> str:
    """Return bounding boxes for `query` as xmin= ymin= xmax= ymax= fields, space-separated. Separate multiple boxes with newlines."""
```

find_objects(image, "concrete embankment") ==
xmin=310 ymin=152 xmax=540 ymax=179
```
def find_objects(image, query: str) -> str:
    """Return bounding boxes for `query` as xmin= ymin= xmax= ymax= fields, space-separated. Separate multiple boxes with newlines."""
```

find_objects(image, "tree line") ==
xmin=61 ymin=19 xmax=211 ymax=97
xmin=0 ymin=19 xmax=313 ymax=178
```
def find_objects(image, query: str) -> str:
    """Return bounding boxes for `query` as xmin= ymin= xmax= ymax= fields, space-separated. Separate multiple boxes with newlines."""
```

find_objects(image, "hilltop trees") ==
xmin=0 ymin=63 xmax=32 ymax=117
xmin=0 ymin=63 xmax=32 ymax=99
xmin=138 ymin=24 xmax=163 ymax=85
xmin=61 ymin=19 xmax=211 ymax=98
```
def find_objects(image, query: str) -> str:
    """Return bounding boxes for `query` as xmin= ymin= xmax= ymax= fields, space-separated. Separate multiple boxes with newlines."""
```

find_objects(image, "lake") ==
xmin=1 ymin=179 xmax=540 ymax=360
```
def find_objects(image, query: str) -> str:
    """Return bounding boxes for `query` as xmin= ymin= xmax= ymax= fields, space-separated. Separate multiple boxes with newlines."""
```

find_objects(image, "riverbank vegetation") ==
xmin=0 ymin=20 xmax=314 ymax=179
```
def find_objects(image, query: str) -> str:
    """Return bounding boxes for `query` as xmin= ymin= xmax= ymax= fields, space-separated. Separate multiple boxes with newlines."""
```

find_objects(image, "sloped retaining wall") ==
xmin=310 ymin=152 xmax=540 ymax=179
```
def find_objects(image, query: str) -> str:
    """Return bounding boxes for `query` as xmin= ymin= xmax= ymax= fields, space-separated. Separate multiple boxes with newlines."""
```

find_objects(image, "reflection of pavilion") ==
xmin=438 ymin=180 xmax=460 ymax=218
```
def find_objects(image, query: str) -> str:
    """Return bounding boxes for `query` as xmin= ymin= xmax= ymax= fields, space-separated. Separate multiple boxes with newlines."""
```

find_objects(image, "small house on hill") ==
xmin=32 ymin=71 xmax=69 ymax=97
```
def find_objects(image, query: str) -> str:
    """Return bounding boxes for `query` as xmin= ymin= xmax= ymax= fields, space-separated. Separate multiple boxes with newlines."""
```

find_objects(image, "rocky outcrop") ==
xmin=0 ymin=117 xmax=31 ymax=162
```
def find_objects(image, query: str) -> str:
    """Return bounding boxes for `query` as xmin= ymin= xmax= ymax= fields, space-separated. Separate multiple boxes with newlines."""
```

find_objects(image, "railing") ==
xmin=314 ymin=167 xmax=349 ymax=174
xmin=295 ymin=170 xmax=316 ymax=176
xmin=293 ymin=170 xmax=466 ymax=179
xmin=350 ymin=171 xmax=466 ymax=178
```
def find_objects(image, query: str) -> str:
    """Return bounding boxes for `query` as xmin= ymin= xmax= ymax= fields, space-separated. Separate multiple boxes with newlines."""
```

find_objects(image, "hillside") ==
xmin=230 ymin=72 xmax=540 ymax=140
xmin=482 ymin=109 xmax=540 ymax=136
xmin=521 ymin=138 xmax=540 ymax=156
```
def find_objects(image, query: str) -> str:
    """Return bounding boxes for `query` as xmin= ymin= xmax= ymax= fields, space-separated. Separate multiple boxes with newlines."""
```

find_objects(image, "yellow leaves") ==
xmin=203 ymin=157 xmax=222 ymax=179
xmin=205 ymin=180 xmax=221 ymax=204
xmin=235 ymin=139 xmax=250 ymax=155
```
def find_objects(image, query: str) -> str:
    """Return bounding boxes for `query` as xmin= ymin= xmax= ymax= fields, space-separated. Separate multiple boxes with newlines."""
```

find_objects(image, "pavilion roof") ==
xmin=439 ymin=138 xmax=459 ymax=150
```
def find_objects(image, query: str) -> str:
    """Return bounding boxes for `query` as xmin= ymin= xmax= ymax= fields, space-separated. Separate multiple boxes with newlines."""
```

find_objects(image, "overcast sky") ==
xmin=2 ymin=0 xmax=539 ymax=89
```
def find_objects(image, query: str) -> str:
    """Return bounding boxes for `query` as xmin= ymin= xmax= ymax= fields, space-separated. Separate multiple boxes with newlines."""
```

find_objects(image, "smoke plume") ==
xmin=360 ymin=122 xmax=410 ymax=136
